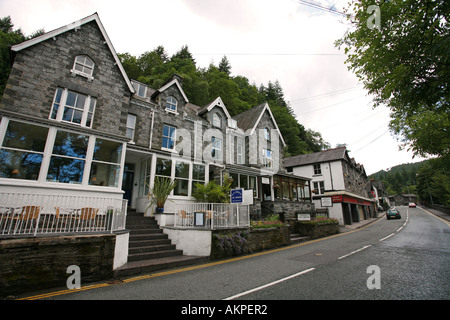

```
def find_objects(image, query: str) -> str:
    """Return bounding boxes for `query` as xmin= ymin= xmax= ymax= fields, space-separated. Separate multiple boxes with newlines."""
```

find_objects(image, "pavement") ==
xmin=339 ymin=205 xmax=450 ymax=234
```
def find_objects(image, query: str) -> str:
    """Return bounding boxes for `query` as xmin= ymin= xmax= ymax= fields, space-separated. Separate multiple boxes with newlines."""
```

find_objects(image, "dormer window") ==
xmin=264 ymin=128 xmax=270 ymax=140
xmin=166 ymin=96 xmax=177 ymax=112
xmin=71 ymin=55 xmax=94 ymax=81
xmin=132 ymin=81 xmax=147 ymax=98
xmin=212 ymin=113 xmax=222 ymax=128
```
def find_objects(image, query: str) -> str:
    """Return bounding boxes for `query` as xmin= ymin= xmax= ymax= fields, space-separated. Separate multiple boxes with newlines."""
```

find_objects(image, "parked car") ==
xmin=408 ymin=202 xmax=416 ymax=208
xmin=386 ymin=208 xmax=401 ymax=220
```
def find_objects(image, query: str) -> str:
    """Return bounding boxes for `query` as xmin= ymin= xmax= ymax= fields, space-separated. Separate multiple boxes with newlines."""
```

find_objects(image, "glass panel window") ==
xmin=237 ymin=144 xmax=244 ymax=165
xmin=126 ymin=114 xmax=137 ymax=141
xmin=47 ymin=131 xmax=89 ymax=184
xmin=211 ymin=137 xmax=222 ymax=160
xmin=73 ymin=55 xmax=94 ymax=77
xmin=249 ymin=176 xmax=258 ymax=198
xmin=139 ymin=159 xmax=152 ymax=197
xmin=162 ymin=125 xmax=176 ymax=150
xmin=0 ymin=121 xmax=49 ymax=180
xmin=314 ymin=164 xmax=322 ymax=175
xmin=174 ymin=161 xmax=189 ymax=196
xmin=191 ymin=164 xmax=205 ymax=194
xmin=89 ymin=138 xmax=123 ymax=187
xmin=240 ymin=174 xmax=248 ymax=190
xmin=166 ymin=96 xmax=177 ymax=112
xmin=50 ymin=88 xmax=96 ymax=128
xmin=264 ymin=128 xmax=270 ymax=140
xmin=132 ymin=82 xmax=147 ymax=98
xmin=155 ymin=158 xmax=172 ymax=177
xmin=212 ymin=113 xmax=221 ymax=128
xmin=263 ymin=149 xmax=272 ymax=168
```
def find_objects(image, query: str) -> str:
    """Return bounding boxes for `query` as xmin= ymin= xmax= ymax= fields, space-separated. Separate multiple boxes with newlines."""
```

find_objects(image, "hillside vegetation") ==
xmin=118 ymin=46 xmax=330 ymax=157
xmin=370 ymin=156 xmax=450 ymax=207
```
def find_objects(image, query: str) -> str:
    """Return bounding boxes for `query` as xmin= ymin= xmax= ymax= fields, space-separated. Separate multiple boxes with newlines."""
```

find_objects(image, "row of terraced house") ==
xmin=0 ymin=12 xmax=380 ymax=269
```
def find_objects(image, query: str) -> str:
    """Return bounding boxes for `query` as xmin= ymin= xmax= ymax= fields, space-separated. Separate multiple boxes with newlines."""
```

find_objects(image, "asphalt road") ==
xmin=23 ymin=206 xmax=449 ymax=303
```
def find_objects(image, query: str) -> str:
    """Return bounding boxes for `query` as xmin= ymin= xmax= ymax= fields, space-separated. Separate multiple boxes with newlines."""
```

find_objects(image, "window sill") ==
xmin=70 ymin=69 xmax=94 ymax=82
xmin=161 ymin=147 xmax=178 ymax=153
xmin=165 ymin=109 xmax=179 ymax=115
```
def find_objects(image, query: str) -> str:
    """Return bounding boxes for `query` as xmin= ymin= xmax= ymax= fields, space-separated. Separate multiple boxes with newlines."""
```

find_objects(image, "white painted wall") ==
xmin=163 ymin=227 xmax=212 ymax=256
xmin=113 ymin=232 xmax=130 ymax=269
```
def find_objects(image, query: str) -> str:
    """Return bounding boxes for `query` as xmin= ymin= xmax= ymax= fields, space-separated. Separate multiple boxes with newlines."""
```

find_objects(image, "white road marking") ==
xmin=338 ymin=245 xmax=372 ymax=260
xmin=224 ymin=268 xmax=316 ymax=300
xmin=379 ymin=233 xmax=395 ymax=242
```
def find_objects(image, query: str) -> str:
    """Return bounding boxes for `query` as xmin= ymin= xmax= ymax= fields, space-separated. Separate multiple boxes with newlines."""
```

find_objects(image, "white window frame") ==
xmin=71 ymin=55 xmax=94 ymax=81
xmin=264 ymin=128 xmax=270 ymax=140
xmin=166 ymin=96 xmax=177 ymax=113
xmin=126 ymin=114 xmax=137 ymax=142
xmin=211 ymin=136 xmax=222 ymax=160
xmin=313 ymin=164 xmax=322 ymax=175
xmin=262 ymin=148 xmax=272 ymax=168
xmin=0 ymin=118 xmax=125 ymax=189
xmin=133 ymin=82 xmax=147 ymax=98
xmin=50 ymin=88 xmax=96 ymax=128
xmin=313 ymin=181 xmax=325 ymax=195
xmin=237 ymin=143 xmax=244 ymax=165
xmin=162 ymin=124 xmax=176 ymax=151
xmin=212 ymin=113 xmax=222 ymax=128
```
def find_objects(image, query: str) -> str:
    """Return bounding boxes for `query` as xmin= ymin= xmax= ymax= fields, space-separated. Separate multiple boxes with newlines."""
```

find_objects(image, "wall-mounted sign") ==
xmin=297 ymin=213 xmax=311 ymax=221
xmin=231 ymin=189 xmax=243 ymax=204
xmin=261 ymin=177 xmax=270 ymax=184
xmin=321 ymin=197 xmax=333 ymax=207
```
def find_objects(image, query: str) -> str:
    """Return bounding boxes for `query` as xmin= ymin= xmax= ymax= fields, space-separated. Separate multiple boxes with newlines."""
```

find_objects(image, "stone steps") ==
xmin=114 ymin=211 xmax=208 ymax=278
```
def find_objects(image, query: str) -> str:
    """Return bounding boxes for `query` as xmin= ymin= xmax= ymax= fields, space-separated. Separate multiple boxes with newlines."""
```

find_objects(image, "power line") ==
xmin=289 ymin=85 xmax=363 ymax=104
xmin=352 ymin=129 xmax=390 ymax=153
xmin=192 ymin=52 xmax=344 ymax=56
xmin=296 ymin=95 xmax=367 ymax=115
xmin=295 ymin=0 xmax=349 ymax=17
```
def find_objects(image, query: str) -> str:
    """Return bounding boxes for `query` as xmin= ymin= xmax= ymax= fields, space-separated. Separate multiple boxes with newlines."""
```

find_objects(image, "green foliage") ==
xmin=146 ymin=176 xmax=178 ymax=214
xmin=0 ymin=16 xmax=26 ymax=96
xmin=370 ymin=156 xmax=450 ymax=207
xmin=336 ymin=0 xmax=449 ymax=157
xmin=191 ymin=174 xmax=232 ymax=203
xmin=118 ymin=46 xmax=329 ymax=156
xmin=299 ymin=217 xmax=338 ymax=225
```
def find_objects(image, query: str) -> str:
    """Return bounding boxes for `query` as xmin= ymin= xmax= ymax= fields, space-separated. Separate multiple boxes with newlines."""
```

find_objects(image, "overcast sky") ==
xmin=0 ymin=0 xmax=430 ymax=174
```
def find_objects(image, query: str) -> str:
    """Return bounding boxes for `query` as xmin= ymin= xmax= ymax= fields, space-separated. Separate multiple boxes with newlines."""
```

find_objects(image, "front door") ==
xmin=122 ymin=163 xmax=135 ymax=207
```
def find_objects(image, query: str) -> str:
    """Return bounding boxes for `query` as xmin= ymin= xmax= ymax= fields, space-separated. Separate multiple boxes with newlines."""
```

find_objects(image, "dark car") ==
xmin=386 ymin=208 xmax=401 ymax=220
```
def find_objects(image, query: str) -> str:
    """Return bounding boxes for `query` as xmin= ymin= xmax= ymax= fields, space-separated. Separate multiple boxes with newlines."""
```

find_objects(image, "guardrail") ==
xmin=0 ymin=193 xmax=127 ymax=237
xmin=174 ymin=203 xmax=250 ymax=229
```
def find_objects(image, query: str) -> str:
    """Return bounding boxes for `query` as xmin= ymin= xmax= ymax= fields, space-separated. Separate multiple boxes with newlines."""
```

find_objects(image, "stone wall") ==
xmin=291 ymin=222 xmax=339 ymax=239
xmin=261 ymin=200 xmax=315 ymax=219
xmin=210 ymin=226 xmax=290 ymax=260
xmin=0 ymin=234 xmax=116 ymax=297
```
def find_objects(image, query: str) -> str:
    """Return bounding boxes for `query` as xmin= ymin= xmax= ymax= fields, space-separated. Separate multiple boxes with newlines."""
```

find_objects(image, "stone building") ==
xmin=284 ymin=147 xmax=376 ymax=226
xmin=0 ymin=13 xmax=313 ymax=225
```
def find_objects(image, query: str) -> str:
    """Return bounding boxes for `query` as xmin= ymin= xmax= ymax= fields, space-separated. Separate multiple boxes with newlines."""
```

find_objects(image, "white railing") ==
xmin=174 ymin=203 xmax=250 ymax=229
xmin=0 ymin=193 xmax=127 ymax=236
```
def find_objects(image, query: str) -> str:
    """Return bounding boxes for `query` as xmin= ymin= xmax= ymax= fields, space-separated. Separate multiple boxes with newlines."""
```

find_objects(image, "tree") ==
xmin=0 ymin=16 xmax=25 ymax=96
xmin=336 ymin=0 xmax=450 ymax=157
xmin=218 ymin=55 xmax=231 ymax=75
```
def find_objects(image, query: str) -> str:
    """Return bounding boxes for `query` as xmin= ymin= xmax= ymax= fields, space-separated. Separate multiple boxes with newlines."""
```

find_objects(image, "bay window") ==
xmin=89 ymin=139 xmax=123 ymax=187
xmin=47 ymin=131 xmax=89 ymax=184
xmin=174 ymin=161 xmax=189 ymax=196
xmin=0 ymin=121 xmax=48 ymax=180
xmin=0 ymin=118 xmax=125 ymax=189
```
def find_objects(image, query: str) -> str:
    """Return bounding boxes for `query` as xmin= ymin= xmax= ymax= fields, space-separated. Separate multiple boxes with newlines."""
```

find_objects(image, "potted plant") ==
xmin=146 ymin=176 xmax=178 ymax=215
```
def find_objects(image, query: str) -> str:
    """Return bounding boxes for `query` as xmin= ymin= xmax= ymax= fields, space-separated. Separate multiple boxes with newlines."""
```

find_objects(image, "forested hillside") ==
xmin=118 ymin=45 xmax=330 ymax=157
xmin=370 ymin=156 xmax=450 ymax=207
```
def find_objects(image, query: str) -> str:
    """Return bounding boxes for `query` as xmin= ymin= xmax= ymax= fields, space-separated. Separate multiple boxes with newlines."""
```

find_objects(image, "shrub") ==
xmin=213 ymin=231 xmax=251 ymax=257
xmin=300 ymin=217 xmax=338 ymax=225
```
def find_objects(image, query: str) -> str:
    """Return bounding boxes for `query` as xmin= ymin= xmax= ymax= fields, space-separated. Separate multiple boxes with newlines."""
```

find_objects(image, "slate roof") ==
xmin=284 ymin=147 xmax=348 ymax=167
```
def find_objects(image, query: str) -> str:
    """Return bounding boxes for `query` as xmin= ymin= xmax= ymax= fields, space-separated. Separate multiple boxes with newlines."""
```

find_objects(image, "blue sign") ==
xmin=231 ymin=189 xmax=243 ymax=204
